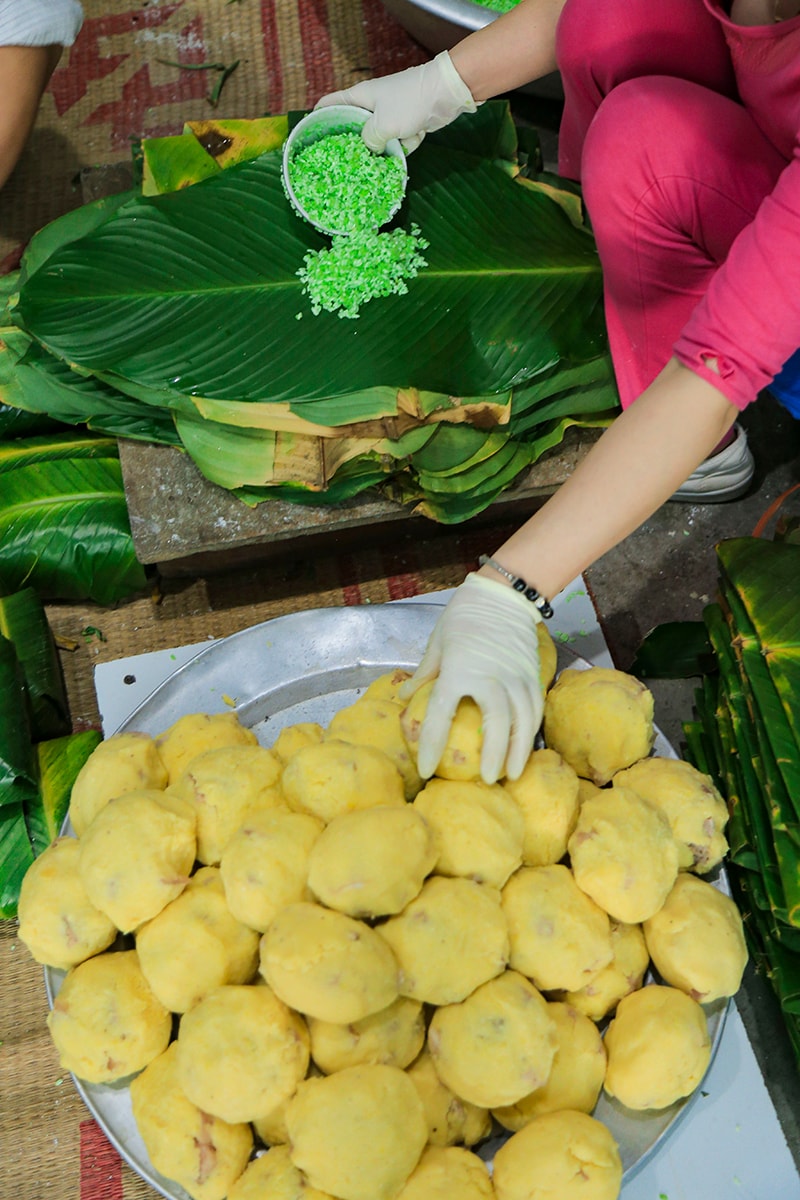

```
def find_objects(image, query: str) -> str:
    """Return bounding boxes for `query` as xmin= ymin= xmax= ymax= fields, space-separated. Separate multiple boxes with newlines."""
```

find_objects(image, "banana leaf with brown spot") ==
xmin=184 ymin=117 xmax=289 ymax=169
xmin=141 ymin=132 xmax=221 ymax=196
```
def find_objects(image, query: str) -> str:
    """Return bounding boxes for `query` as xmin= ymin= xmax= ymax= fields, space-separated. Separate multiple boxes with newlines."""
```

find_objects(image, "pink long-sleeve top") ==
xmin=673 ymin=2 xmax=800 ymax=409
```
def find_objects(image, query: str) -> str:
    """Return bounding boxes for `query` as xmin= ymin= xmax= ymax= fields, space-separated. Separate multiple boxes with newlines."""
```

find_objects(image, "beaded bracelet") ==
xmin=478 ymin=554 xmax=554 ymax=619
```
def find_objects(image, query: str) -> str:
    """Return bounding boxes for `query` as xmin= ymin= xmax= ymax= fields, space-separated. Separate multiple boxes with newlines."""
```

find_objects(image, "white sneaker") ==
xmin=671 ymin=423 xmax=755 ymax=503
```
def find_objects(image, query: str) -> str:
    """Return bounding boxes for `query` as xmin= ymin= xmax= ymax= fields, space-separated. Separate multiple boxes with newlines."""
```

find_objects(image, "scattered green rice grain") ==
xmin=297 ymin=224 xmax=429 ymax=319
xmin=289 ymin=131 xmax=406 ymax=234
xmin=476 ymin=0 xmax=521 ymax=10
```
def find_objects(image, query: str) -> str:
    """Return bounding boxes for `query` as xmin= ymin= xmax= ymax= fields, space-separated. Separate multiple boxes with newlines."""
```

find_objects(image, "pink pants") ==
xmin=555 ymin=0 xmax=788 ymax=407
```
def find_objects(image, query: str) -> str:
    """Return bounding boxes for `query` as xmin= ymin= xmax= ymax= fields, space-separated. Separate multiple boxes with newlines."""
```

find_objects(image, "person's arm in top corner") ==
xmin=0 ymin=0 xmax=84 ymax=190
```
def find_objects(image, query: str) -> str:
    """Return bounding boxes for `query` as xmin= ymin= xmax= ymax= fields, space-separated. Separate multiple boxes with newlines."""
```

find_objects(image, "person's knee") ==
xmin=581 ymin=78 xmax=699 ymax=219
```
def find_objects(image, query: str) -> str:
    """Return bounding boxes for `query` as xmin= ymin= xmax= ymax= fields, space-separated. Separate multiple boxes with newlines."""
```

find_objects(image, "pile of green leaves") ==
xmin=0 ymin=387 xmax=147 ymax=604
xmin=0 ymin=104 xmax=618 ymax=523
xmin=681 ymin=538 xmax=800 ymax=1063
xmin=0 ymin=588 xmax=101 ymax=917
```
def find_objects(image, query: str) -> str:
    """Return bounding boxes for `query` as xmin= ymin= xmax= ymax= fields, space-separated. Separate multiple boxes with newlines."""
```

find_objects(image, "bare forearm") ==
xmin=0 ymin=44 xmax=62 ymax=189
xmin=449 ymin=0 xmax=566 ymax=102
xmin=483 ymin=358 xmax=739 ymax=599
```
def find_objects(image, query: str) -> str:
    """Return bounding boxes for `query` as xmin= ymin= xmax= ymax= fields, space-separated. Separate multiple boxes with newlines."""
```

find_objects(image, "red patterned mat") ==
xmin=0 ymin=0 xmax=427 ymax=265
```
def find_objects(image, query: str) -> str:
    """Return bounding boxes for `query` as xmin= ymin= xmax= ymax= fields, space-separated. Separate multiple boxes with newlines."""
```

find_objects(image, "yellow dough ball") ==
xmin=613 ymin=757 xmax=729 ymax=873
xmin=412 ymin=778 xmax=525 ymax=888
xmin=492 ymin=1110 xmax=622 ymax=1200
xmin=17 ymin=837 xmax=116 ymax=969
xmin=397 ymin=1145 xmax=494 ymax=1200
xmin=378 ymin=876 xmax=509 ymax=1005
xmin=252 ymin=1063 xmax=324 ymax=1148
xmin=168 ymin=744 xmax=284 ymax=865
xmin=281 ymin=738 xmax=405 ymax=823
xmin=427 ymin=970 xmax=556 ymax=1109
xmin=309 ymin=995 xmax=425 ymax=1074
xmin=568 ymin=787 xmax=680 ymax=923
xmin=537 ymin=623 xmax=558 ymax=692
xmin=400 ymin=633 xmax=555 ymax=782
xmin=307 ymin=805 xmax=436 ymax=918
xmin=285 ymin=1064 xmax=428 ymax=1200
xmin=136 ymin=867 xmax=259 ymax=1013
xmin=560 ymin=920 xmax=649 ymax=1021
xmin=271 ymin=722 xmax=325 ymax=764
xmin=503 ymin=749 xmax=581 ymax=867
xmin=78 ymin=789 xmax=196 ymax=932
xmin=68 ymin=731 xmax=168 ymax=836
xmin=220 ymin=808 xmax=323 ymax=932
xmin=493 ymin=1002 xmax=607 ymax=1130
xmin=175 ymin=984 xmax=309 ymax=1123
xmin=643 ymin=873 xmax=747 ymax=1003
xmin=362 ymin=668 xmax=413 ymax=703
xmin=156 ymin=711 xmax=258 ymax=784
xmin=130 ymin=1042 xmax=253 ymax=1200
xmin=577 ymin=778 xmax=605 ymax=806
xmin=543 ymin=667 xmax=655 ymax=786
xmin=405 ymin=1047 xmax=492 ymax=1147
xmin=401 ymin=686 xmax=484 ymax=782
xmin=603 ymin=984 xmax=711 ymax=1110
xmin=327 ymin=697 xmax=422 ymax=800
xmin=260 ymin=901 xmax=399 ymax=1022
xmin=228 ymin=1145 xmax=335 ymax=1200
xmin=501 ymin=864 xmax=613 ymax=993
xmin=47 ymin=950 xmax=171 ymax=1083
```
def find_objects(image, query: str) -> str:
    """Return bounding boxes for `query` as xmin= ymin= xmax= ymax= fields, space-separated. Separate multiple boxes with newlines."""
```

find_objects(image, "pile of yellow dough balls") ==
xmin=17 ymin=651 xmax=748 ymax=1200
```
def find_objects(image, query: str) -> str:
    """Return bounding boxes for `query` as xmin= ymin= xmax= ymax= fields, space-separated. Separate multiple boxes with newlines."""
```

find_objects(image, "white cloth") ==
xmin=0 ymin=0 xmax=83 ymax=47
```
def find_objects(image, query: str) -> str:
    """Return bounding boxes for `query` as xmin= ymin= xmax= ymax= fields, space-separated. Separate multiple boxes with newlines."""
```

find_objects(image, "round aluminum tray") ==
xmin=45 ymin=602 xmax=727 ymax=1198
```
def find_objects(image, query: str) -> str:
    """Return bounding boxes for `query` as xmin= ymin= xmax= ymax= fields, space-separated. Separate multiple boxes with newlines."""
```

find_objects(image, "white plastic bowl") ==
xmin=282 ymin=105 xmax=408 ymax=237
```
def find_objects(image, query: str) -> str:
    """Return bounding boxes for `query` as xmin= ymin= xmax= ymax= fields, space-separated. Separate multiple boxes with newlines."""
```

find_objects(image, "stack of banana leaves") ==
xmin=0 ymin=587 xmax=101 ymax=917
xmin=0 ymin=102 xmax=619 ymax=524
xmin=682 ymin=537 xmax=800 ymax=1063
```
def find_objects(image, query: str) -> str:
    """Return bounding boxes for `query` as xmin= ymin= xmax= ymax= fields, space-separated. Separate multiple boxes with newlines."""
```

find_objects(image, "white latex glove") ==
xmin=400 ymin=573 xmax=544 ymax=785
xmin=315 ymin=51 xmax=478 ymax=154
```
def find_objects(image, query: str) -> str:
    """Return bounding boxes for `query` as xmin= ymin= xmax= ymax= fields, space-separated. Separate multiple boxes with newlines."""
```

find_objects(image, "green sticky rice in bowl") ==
xmin=283 ymin=105 xmax=408 ymax=237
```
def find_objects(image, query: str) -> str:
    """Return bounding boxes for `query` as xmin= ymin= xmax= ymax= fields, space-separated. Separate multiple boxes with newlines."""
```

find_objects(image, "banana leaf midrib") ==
xmin=1 ymin=488 xmax=124 ymax=516
xmin=22 ymin=261 xmax=601 ymax=306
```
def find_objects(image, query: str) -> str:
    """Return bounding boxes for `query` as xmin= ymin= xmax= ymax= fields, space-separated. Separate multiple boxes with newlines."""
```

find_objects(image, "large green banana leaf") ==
xmin=11 ymin=113 xmax=606 ymax=407
xmin=0 ymin=457 xmax=147 ymax=603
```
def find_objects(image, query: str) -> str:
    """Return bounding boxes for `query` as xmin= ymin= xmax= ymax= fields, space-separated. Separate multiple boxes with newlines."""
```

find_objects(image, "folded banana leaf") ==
xmin=0 ymin=589 xmax=69 ymax=742
xmin=26 ymin=730 xmax=101 ymax=856
xmin=0 ymin=455 xmax=147 ymax=603
xmin=0 ymin=635 xmax=37 ymax=806
xmin=0 ymin=801 xmax=34 ymax=918
xmin=717 ymin=537 xmax=800 ymax=761
xmin=709 ymin=597 xmax=800 ymax=921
